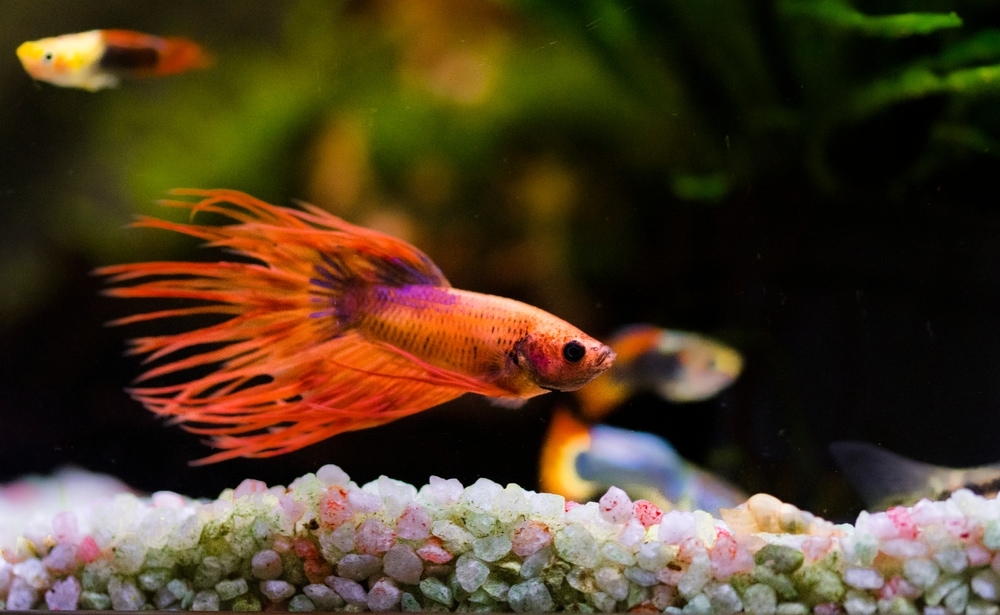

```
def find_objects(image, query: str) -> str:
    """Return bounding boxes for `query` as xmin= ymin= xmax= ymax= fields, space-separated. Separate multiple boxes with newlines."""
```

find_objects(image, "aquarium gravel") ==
xmin=2 ymin=466 xmax=1000 ymax=613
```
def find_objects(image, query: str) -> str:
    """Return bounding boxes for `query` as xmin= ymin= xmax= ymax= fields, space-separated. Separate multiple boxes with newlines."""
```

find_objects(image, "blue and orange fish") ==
xmin=98 ymin=189 xmax=615 ymax=464
xmin=575 ymin=324 xmax=743 ymax=421
xmin=539 ymin=408 xmax=747 ymax=515
xmin=17 ymin=30 xmax=209 ymax=91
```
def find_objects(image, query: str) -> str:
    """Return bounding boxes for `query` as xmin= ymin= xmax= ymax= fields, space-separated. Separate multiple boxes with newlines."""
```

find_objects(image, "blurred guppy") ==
xmin=16 ymin=30 xmax=209 ymax=91
xmin=98 ymin=189 xmax=615 ymax=464
xmin=575 ymin=324 xmax=743 ymax=421
xmin=831 ymin=440 xmax=1000 ymax=510
xmin=540 ymin=407 xmax=747 ymax=516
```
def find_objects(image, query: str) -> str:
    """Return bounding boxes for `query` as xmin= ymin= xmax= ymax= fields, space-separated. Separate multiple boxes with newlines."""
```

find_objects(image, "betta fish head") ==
xmin=514 ymin=331 xmax=615 ymax=392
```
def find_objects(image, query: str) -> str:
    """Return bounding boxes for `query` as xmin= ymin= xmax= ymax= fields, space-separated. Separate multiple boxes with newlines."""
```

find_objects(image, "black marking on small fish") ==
xmin=100 ymin=45 xmax=160 ymax=71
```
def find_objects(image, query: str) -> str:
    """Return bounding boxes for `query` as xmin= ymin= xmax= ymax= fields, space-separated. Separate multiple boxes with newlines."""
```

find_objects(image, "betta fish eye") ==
xmin=562 ymin=340 xmax=586 ymax=363
xmin=43 ymin=51 xmax=54 ymax=62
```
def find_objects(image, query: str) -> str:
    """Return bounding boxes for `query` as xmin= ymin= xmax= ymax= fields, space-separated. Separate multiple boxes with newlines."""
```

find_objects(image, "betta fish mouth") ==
xmin=594 ymin=347 xmax=615 ymax=367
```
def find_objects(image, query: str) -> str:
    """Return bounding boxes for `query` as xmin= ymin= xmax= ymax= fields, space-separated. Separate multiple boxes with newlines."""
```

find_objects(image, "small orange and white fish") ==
xmin=98 ymin=189 xmax=615 ymax=464
xmin=575 ymin=324 xmax=743 ymax=421
xmin=539 ymin=407 xmax=747 ymax=516
xmin=16 ymin=30 xmax=209 ymax=91
xmin=831 ymin=441 xmax=1000 ymax=510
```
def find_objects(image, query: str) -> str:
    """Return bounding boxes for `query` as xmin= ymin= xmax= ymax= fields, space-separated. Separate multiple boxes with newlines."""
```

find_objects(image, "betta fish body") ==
xmin=99 ymin=189 xmax=614 ymax=463
xmin=17 ymin=30 xmax=209 ymax=91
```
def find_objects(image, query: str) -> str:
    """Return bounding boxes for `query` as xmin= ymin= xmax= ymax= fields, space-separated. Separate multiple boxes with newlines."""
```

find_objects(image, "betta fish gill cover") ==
xmin=9 ymin=0 xmax=1000 ymax=614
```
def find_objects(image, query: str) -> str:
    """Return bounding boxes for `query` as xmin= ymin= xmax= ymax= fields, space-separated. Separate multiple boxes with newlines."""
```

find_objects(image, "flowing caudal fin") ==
xmin=99 ymin=189 xmax=506 ymax=464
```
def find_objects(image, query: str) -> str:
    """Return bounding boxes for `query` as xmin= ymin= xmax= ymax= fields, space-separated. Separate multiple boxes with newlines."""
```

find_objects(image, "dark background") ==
xmin=3 ymin=0 xmax=1000 ymax=522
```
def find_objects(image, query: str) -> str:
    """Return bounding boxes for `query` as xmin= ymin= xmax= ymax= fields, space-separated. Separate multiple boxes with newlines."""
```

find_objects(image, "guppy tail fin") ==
xmin=98 ymin=189 xmax=498 ymax=464
xmin=100 ymin=30 xmax=211 ymax=77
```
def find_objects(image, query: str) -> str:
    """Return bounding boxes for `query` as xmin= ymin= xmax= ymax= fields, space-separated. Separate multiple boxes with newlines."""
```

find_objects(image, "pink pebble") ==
xmin=279 ymin=495 xmax=305 ymax=524
xmin=416 ymin=537 xmax=454 ymax=564
xmin=968 ymin=543 xmax=992 ymax=567
xmin=598 ymin=487 xmax=633 ymax=525
xmin=233 ymin=479 xmax=269 ymax=499
xmin=510 ymin=520 xmax=552 ymax=557
xmin=709 ymin=534 xmax=755 ymax=579
xmin=51 ymin=512 xmax=79 ymax=543
xmin=76 ymin=536 xmax=100 ymax=563
xmin=886 ymin=507 xmax=918 ymax=540
xmin=319 ymin=487 xmax=354 ymax=528
xmin=397 ymin=503 xmax=432 ymax=541
xmin=356 ymin=518 xmax=396 ymax=556
xmin=633 ymin=500 xmax=663 ymax=529
xmin=878 ymin=576 xmax=919 ymax=601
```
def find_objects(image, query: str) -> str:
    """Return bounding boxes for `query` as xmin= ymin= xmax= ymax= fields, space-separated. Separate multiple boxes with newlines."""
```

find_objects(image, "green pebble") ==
xmin=82 ymin=560 xmax=113 ymax=592
xmin=752 ymin=567 xmax=798 ymax=600
xmin=215 ymin=578 xmax=249 ymax=601
xmin=288 ymin=594 xmax=316 ymax=611
xmin=401 ymin=592 xmax=422 ymax=612
xmin=231 ymin=594 xmax=263 ymax=611
xmin=542 ymin=560 xmax=571 ymax=589
xmin=139 ymin=567 xmax=173 ymax=592
xmin=775 ymin=602 xmax=809 ymax=615
xmin=482 ymin=576 xmax=510 ymax=600
xmin=194 ymin=556 xmax=225 ymax=589
xmin=793 ymin=565 xmax=844 ymax=605
xmin=627 ymin=584 xmax=650 ymax=609
xmin=926 ymin=576 xmax=963 ymax=607
xmin=280 ymin=551 xmax=307 ymax=585
xmin=984 ymin=520 xmax=1000 ymax=550
xmin=944 ymin=584 xmax=970 ymax=614
xmin=421 ymin=577 xmax=454 ymax=606
xmin=968 ymin=599 xmax=1000 ymax=615
xmin=682 ymin=593 xmax=713 ymax=615
xmin=554 ymin=525 xmax=600 ymax=568
xmin=468 ymin=588 xmax=496 ymax=606
xmin=743 ymin=583 xmax=778 ymax=615
xmin=877 ymin=596 xmax=919 ymax=615
xmin=755 ymin=545 xmax=805 ymax=573
xmin=79 ymin=591 xmax=113 ymax=610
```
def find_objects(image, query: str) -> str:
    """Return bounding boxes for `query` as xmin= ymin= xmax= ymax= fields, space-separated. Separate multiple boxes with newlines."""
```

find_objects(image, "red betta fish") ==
xmin=99 ymin=190 xmax=615 ymax=464
xmin=17 ymin=30 xmax=209 ymax=91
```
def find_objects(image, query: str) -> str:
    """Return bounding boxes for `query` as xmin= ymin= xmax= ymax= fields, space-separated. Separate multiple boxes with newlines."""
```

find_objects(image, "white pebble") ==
xmin=317 ymin=464 xmax=351 ymax=486
xmin=743 ymin=583 xmax=777 ymax=615
xmin=595 ymin=566 xmax=629 ymax=600
xmin=192 ymin=589 xmax=220 ymax=611
xmin=554 ymin=524 xmax=600 ymax=568
xmin=327 ymin=576 xmax=368 ymax=606
xmin=383 ymin=544 xmax=423 ymax=585
xmin=934 ymin=548 xmax=969 ymax=574
xmin=108 ymin=576 xmax=145 ymax=611
xmin=455 ymin=554 xmax=490 ymax=592
xmin=44 ymin=575 xmax=81 ymax=610
xmin=473 ymin=534 xmax=512 ymax=562
xmin=843 ymin=590 xmax=877 ymax=615
xmin=973 ymin=570 xmax=1000 ymax=601
xmin=529 ymin=492 xmax=566 ymax=524
xmin=260 ymin=579 xmax=296 ymax=603
xmin=303 ymin=583 xmax=344 ymax=610
xmin=508 ymin=578 xmax=554 ymax=613
xmin=7 ymin=577 xmax=39 ymax=610
xmin=367 ymin=577 xmax=402 ymax=611
xmin=14 ymin=558 xmax=50 ymax=589
xmin=396 ymin=503 xmax=431 ymax=541
xmin=337 ymin=553 xmax=382 ymax=581
xmin=250 ymin=549 xmax=283 ymax=580
xmin=903 ymin=558 xmax=939 ymax=588
xmin=424 ymin=476 xmax=463 ymax=507
xmin=461 ymin=478 xmax=503 ymax=514
xmin=844 ymin=567 xmax=885 ymax=590
xmin=706 ymin=582 xmax=743 ymax=615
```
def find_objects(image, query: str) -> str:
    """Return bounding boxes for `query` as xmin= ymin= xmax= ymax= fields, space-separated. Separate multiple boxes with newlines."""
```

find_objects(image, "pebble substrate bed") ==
xmin=1 ymin=465 xmax=999 ymax=613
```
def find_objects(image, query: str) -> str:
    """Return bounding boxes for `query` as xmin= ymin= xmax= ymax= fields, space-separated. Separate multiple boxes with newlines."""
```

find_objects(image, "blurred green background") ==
xmin=3 ymin=0 xmax=1000 ymax=521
